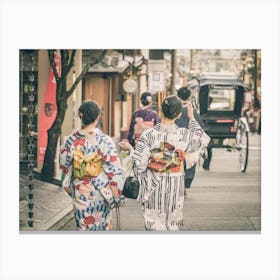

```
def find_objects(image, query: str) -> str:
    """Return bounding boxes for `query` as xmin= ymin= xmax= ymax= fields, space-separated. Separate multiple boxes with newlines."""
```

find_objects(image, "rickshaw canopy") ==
xmin=197 ymin=72 xmax=250 ymax=117
xmin=199 ymin=72 xmax=250 ymax=91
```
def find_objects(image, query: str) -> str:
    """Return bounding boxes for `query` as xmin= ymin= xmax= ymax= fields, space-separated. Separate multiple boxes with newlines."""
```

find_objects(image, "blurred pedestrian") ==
xmin=119 ymin=95 xmax=210 ymax=231
xmin=202 ymin=96 xmax=213 ymax=171
xmin=202 ymin=146 xmax=212 ymax=171
xmin=59 ymin=100 xmax=125 ymax=231
xmin=128 ymin=92 xmax=160 ymax=147
xmin=253 ymin=93 xmax=261 ymax=135
xmin=175 ymin=87 xmax=206 ymax=196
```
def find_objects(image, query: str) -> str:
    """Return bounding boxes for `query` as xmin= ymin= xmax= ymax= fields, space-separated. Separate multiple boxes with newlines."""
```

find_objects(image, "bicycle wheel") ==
xmin=235 ymin=123 xmax=249 ymax=172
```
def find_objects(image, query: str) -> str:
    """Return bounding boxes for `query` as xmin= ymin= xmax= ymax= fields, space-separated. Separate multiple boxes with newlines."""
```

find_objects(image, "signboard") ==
xmin=148 ymin=71 xmax=165 ymax=92
xmin=123 ymin=78 xmax=137 ymax=93
xmin=148 ymin=60 xmax=166 ymax=93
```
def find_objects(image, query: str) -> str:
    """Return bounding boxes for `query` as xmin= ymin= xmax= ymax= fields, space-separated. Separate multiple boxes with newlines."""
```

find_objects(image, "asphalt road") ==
xmin=50 ymin=133 xmax=261 ymax=232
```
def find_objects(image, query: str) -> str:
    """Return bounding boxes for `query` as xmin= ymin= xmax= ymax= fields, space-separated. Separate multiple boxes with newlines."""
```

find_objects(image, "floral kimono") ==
xmin=60 ymin=128 xmax=124 ymax=231
xmin=132 ymin=120 xmax=210 ymax=231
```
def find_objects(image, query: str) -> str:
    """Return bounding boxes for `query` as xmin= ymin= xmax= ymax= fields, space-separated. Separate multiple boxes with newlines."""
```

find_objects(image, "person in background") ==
xmin=119 ymin=95 xmax=210 ymax=231
xmin=202 ymin=96 xmax=213 ymax=171
xmin=253 ymin=93 xmax=261 ymax=135
xmin=202 ymin=146 xmax=212 ymax=170
xmin=128 ymin=92 xmax=160 ymax=147
xmin=59 ymin=100 xmax=124 ymax=231
xmin=175 ymin=87 xmax=206 ymax=196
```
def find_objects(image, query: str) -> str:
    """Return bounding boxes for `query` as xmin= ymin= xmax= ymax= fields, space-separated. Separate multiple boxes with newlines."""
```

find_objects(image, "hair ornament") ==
xmin=78 ymin=112 xmax=83 ymax=119
xmin=164 ymin=99 xmax=169 ymax=105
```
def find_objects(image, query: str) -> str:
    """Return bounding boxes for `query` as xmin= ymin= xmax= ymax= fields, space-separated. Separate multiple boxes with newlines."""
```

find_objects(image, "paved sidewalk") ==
xmin=19 ymin=174 xmax=72 ymax=231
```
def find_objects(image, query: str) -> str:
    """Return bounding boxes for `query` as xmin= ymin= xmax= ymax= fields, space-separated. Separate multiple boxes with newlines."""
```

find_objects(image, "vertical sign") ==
xmin=148 ymin=60 xmax=167 ymax=93
xmin=38 ymin=52 xmax=61 ymax=163
xmin=148 ymin=72 xmax=165 ymax=92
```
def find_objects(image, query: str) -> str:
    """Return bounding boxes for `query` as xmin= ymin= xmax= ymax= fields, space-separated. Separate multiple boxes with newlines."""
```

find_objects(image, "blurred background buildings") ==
xmin=19 ymin=49 xmax=261 ymax=176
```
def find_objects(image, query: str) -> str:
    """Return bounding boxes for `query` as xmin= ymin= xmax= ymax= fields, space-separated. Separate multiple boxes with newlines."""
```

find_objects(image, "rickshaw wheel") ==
xmin=235 ymin=123 xmax=249 ymax=172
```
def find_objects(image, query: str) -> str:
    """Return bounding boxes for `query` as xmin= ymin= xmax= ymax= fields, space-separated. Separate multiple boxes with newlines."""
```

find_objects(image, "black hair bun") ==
xmin=177 ymin=87 xmax=191 ymax=101
xmin=140 ymin=92 xmax=152 ymax=106
xmin=78 ymin=100 xmax=101 ymax=125
xmin=161 ymin=95 xmax=182 ymax=119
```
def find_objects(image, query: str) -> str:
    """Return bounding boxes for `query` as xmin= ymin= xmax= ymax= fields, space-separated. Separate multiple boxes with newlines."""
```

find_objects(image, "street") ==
xmin=49 ymin=133 xmax=261 ymax=232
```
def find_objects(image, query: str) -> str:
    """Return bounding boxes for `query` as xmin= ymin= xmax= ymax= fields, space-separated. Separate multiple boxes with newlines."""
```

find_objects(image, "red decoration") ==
xmin=38 ymin=52 xmax=61 ymax=163
xmin=74 ymin=138 xmax=85 ymax=147
xmin=110 ymin=156 xmax=117 ymax=162
xmin=84 ymin=216 xmax=95 ymax=225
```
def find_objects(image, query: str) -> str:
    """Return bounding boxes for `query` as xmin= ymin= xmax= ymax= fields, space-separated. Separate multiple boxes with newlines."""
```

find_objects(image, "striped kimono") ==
xmin=132 ymin=120 xmax=210 ymax=231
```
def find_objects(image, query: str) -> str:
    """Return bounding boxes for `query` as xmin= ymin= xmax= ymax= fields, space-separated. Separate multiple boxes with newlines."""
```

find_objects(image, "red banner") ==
xmin=38 ymin=52 xmax=61 ymax=163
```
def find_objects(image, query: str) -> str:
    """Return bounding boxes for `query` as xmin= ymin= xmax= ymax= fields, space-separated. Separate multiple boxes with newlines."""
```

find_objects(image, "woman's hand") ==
xmin=186 ymin=101 xmax=195 ymax=121
xmin=110 ymin=185 xmax=119 ymax=198
xmin=110 ymin=185 xmax=121 ymax=206
xmin=119 ymin=141 xmax=133 ymax=152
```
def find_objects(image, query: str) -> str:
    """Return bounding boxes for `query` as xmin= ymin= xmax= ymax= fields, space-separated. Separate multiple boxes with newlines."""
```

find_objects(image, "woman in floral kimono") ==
xmin=60 ymin=100 xmax=124 ymax=231
xmin=119 ymin=95 xmax=210 ymax=231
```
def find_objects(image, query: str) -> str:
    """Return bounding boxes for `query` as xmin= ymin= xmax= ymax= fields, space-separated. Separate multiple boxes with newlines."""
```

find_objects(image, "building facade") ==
xmin=19 ymin=49 xmax=261 ymax=175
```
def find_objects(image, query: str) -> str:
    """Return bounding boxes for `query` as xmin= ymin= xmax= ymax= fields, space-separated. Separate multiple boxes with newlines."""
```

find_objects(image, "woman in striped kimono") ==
xmin=119 ymin=95 xmax=210 ymax=231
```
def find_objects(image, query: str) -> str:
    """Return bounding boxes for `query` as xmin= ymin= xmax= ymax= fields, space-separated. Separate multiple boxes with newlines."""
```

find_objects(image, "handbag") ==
xmin=122 ymin=164 xmax=140 ymax=199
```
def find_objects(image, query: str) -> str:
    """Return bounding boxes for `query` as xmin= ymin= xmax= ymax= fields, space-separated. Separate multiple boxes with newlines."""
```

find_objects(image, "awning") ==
xmin=83 ymin=50 xmax=144 ymax=74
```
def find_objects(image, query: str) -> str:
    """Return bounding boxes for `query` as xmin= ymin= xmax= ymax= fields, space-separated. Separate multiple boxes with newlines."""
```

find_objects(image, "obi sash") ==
xmin=73 ymin=149 xmax=103 ymax=179
xmin=147 ymin=142 xmax=184 ymax=173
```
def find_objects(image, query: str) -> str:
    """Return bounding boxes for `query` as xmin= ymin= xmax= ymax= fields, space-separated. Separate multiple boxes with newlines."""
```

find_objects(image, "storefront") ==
xmin=19 ymin=49 xmax=147 ymax=173
xmin=19 ymin=49 xmax=83 ymax=173
xmin=82 ymin=50 xmax=147 ymax=139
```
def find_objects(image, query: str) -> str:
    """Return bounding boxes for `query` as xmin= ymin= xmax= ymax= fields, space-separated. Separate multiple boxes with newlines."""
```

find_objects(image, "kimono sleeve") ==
xmin=102 ymin=136 xmax=124 ymax=192
xmin=132 ymin=129 xmax=152 ymax=174
xmin=59 ymin=135 xmax=75 ymax=174
xmin=184 ymin=120 xmax=210 ymax=168
xmin=59 ymin=135 xmax=76 ymax=189
xmin=153 ymin=111 xmax=161 ymax=125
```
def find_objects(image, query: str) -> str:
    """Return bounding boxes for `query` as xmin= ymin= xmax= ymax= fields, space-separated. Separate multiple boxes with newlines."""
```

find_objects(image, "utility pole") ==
xmin=253 ymin=49 xmax=257 ymax=95
xmin=170 ymin=49 xmax=177 ymax=95
xmin=190 ymin=49 xmax=193 ymax=72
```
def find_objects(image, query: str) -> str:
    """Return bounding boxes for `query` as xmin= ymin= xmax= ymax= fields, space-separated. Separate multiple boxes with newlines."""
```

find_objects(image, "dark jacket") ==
xmin=175 ymin=106 xmax=205 ymax=129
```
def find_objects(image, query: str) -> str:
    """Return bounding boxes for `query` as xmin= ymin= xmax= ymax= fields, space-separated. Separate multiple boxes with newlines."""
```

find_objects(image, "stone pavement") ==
xmin=19 ymin=174 xmax=72 ymax=231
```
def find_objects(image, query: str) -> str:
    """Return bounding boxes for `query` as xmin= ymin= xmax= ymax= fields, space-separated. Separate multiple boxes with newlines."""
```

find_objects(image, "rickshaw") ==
xmin=195 ymin=72 xmax=250 ymax=172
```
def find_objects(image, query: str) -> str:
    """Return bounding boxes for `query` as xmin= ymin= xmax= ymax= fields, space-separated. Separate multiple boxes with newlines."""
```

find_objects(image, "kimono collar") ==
xmin=159 ymin=123 xmax=178 ymax=133
xmin=141 ymin=105 xmax=152 ymax=111
xmin=76 ymin=128 xmax=101 ymax=137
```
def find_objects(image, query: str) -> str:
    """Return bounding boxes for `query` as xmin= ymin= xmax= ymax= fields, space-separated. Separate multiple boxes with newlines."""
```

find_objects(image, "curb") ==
xmin=37 ymin=204 xmax=73 ymax=231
